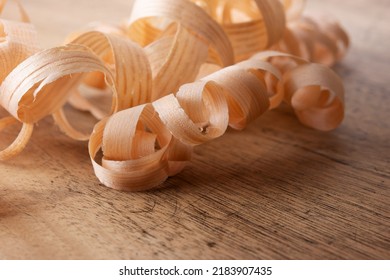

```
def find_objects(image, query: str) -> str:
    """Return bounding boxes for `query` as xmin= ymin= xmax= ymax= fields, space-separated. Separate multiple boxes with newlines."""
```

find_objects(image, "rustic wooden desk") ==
xmin=0 ymin=0 xmax=388 ymax=259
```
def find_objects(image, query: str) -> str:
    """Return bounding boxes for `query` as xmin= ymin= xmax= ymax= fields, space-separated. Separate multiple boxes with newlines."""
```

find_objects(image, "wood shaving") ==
xmin=0 ymin=0 xmax=349 ymax=191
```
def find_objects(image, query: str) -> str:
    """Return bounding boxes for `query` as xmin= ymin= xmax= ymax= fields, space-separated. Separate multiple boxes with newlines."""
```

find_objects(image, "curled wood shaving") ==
xmin=0 ymin=0 xmax=349 ymax=191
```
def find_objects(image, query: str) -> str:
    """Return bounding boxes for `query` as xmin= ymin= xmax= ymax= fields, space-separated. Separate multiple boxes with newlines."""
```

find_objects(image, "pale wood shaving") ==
xmin=0 ymin=0 xmax=349 ymax=191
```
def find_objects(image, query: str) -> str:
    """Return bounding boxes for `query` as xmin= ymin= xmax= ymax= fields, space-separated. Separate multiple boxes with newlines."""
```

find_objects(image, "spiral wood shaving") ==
xmin=0 ymin=0 xmax=349 ymax=191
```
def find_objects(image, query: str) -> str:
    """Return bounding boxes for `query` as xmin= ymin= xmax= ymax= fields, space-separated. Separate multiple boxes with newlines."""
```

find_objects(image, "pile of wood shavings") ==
xmin=0 ymin=0 xmax=349 ymax=191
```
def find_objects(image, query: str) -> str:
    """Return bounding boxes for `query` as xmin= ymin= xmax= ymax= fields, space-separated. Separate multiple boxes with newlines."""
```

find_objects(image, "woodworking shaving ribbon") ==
xmin=0 ymin=0 xmax=349 ymax=191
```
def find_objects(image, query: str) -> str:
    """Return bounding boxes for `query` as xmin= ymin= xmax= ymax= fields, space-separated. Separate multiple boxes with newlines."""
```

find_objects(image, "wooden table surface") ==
xmin=0 ymin=0 xmax=389 ymax=259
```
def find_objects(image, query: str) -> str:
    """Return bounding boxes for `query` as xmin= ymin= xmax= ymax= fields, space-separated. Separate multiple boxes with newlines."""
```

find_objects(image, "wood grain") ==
xmin=0 ymin=0 xmax=389 ymax=259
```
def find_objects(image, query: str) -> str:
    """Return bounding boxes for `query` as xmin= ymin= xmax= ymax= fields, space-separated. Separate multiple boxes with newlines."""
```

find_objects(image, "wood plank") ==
xmin=0 ymin=0 xmax=389 ymax=259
